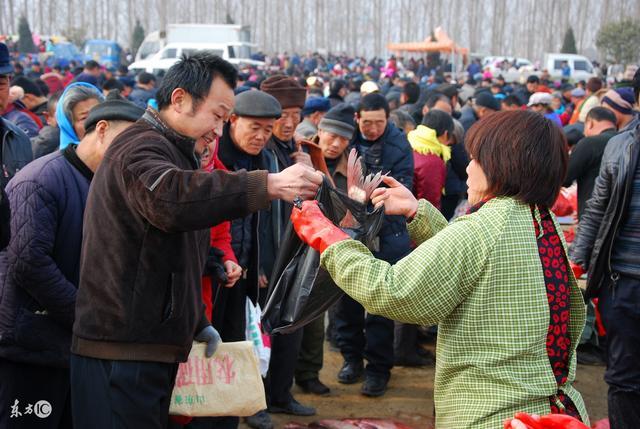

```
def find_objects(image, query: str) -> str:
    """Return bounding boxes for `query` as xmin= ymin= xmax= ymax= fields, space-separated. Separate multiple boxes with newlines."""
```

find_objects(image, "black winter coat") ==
xmin=570 ymin=124 xmax=640 ymax=298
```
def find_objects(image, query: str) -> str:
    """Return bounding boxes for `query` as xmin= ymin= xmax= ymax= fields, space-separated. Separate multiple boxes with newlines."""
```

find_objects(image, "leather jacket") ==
xmin=570 ymin=124 xmax=640 ymax=298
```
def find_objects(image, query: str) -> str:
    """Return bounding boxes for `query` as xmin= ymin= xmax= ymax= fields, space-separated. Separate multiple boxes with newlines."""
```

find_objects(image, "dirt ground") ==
xmin=240 ymin=342 xmax=608 ymax=428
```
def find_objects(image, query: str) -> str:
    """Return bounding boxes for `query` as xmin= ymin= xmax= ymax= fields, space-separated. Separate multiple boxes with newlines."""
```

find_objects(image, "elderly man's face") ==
xmin=230 ymin=115 xmax=276 ymax=156
xmin=318 ymin=129 xmax=349 ymax=159
xmin=272 ymin=107 xmax=301 ymax=142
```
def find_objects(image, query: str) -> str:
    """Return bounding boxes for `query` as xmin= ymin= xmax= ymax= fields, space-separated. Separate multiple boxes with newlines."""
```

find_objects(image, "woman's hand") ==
xmin=290 ymin=200 xmax=350 ymax=253
xmin=259 ymin=274 xmax=269 ymax=289
xmin=223 ymin=261 xmax=242 ymax=288
xmin=370 ymin=176 xmax=419 ymax=219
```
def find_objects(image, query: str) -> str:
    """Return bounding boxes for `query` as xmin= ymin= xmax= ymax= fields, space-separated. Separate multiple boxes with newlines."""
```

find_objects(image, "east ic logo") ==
xmin=34 ymin=400 xmax=52 ymax=418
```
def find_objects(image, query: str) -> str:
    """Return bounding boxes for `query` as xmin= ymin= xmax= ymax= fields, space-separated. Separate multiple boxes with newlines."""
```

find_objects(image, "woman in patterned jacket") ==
xmin=290 ymin=110 xmax=588 ymax=429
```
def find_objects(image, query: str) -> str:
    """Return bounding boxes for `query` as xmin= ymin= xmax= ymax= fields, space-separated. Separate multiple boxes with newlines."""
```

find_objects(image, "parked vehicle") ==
xmin=83 ymin=39 xmax=124 ymax=68
xmin=128 ymin=42 xmax=264 ymax=74
xmin=481 ymin=56 xmax=537 ymax=83
xmin=543 ymin=53 xmax=596 ymax=81
xmin=134 ymin=24 xmax=257 ymax=63
xmin=43 ymin=41 xmax=83 ymax=67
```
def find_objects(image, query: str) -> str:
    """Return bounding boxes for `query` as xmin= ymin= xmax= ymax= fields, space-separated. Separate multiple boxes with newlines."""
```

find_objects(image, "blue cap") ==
xmin=301 ymin=96 xmax=331 ymax=117
xmin=0 ymin=43 xmax=14 ymax=75
xmin=118 ymin=76 xmax=135 ymax=87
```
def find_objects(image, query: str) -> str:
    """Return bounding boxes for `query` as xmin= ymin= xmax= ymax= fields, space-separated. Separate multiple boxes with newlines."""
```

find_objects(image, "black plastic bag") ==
xmin=262 ymin=177 xmax=384 ymax=335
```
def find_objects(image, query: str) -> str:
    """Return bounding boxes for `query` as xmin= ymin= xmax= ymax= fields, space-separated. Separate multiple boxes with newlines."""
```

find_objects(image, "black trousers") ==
xmin=70 ymin=354 xmax=178 ymax=429
xmin=598 ymin=274 xmax=640 ymax=429
xmin=295 ymin=314 xmax=325 ymax=382
xmin=334 ymin=294 xmax=394 ymax=379
xmin=265 ymin=328 xmax=304 ymax=405
xmin=394 ymin=323 xmax=419 ymax=359
xmin=210 ymin=280 xmax=247 ymax=344
xmin=0 ymin=359 xmax=72 ymax=428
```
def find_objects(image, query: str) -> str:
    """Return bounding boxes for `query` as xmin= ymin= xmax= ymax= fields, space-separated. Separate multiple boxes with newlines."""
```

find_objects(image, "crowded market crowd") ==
xmin=0 ymin=39 xmax=639 ymax=429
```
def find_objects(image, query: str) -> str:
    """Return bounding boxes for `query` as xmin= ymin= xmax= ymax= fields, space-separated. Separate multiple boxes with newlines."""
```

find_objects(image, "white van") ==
xmin=128 ymin=42 xmax=264 ymax=74
xmin=543 ymin=53 xmax=596 ymax=81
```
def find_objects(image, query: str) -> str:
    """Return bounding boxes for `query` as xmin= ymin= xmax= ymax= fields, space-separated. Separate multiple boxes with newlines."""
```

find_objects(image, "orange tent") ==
xmin=387 ymin=27 xmax=469 ymax=61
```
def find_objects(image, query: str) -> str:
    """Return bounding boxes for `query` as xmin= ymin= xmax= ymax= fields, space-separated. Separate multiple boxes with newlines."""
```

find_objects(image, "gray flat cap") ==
xmin=233 ymin=90 xmax=282 ymax=118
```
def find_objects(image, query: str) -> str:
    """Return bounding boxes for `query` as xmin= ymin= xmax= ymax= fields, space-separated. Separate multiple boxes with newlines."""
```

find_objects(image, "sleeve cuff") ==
xmin=246 ymin=170 xmax=270 ymax=213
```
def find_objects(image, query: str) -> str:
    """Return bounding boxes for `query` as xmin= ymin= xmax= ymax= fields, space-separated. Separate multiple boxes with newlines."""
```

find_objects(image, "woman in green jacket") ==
xmin=290 ymin=110 xmax=588 ymax=429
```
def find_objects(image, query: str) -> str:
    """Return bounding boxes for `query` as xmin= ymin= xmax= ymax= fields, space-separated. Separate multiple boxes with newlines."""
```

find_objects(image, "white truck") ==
xmin=131 ymin=24 xmax=262 ymax=71
xmin=129 ymin=42 xmax=264 ymax=74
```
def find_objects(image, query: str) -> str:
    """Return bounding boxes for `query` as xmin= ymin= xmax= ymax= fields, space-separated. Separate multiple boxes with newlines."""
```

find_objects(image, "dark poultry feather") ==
xmin=339 ymin=148 xmax=384 ymax=228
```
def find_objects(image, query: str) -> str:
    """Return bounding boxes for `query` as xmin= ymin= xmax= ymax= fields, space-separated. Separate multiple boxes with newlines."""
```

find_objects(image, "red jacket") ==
xmin=413 ymin=152 xmax=447 ymax=210
xmin=201 ymin=142 xmax=238 ymax=321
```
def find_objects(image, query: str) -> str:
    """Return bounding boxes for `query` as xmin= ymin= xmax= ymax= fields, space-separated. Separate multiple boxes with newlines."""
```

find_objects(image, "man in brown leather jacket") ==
xmin=70 ymin=52 xmax=322 ymax=429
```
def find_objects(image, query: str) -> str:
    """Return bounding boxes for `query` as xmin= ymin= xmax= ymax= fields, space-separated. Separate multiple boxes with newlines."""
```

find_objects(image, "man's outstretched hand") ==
xmin=267 ymin=163 xmax=323 ymax=203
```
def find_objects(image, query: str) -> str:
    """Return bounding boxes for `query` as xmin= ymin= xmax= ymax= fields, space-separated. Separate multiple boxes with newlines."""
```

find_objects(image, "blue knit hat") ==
xmin=301 ymin=96 xmax=331 ymax=117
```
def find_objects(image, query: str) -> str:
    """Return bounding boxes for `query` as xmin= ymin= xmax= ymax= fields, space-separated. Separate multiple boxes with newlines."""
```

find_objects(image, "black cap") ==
xmin=318 ymin=103 xmax=356 ymax=139
xmin=233 ymin=90 xmax=282 ymax=118
xmin=0 ymin=43 xmax=13 ymax=75
xmin=526 ymin=75 xmax=540 ymax=84
xmin=474 ymin=92 xmax=501 ymax=111
xmin=11 ymin=76 xmax=43 ymax=97
xmin=436 ymin=83 xmax=458 ymax=99
xmin=560 ymin=83 xmax=575 ymax=92
xmin=84 ymin=90 xmax=145 ymax=132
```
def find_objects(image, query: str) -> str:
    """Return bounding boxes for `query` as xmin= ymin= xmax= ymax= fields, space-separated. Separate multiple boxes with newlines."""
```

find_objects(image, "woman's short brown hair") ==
xmin=465 ymin=110 xmax=568 ymax=207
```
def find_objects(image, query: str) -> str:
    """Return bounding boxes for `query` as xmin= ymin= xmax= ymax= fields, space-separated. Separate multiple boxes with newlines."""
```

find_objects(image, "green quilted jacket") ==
xmin=321 ymin=197 xmax=588 ymax=429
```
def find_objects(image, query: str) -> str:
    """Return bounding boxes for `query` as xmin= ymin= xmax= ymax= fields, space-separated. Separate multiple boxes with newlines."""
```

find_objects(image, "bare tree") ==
xmin=3 ymin=0 xmax=640 ymax=64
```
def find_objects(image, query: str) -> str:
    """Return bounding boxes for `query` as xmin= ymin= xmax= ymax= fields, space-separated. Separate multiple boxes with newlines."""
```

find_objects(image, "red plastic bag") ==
xmin=592 ymin=419 xmax=610 ymax=429
xmin=563 ymin=227 xmax=575 ymax=245
xmin=504 ymin=413 xmax=589 ymax=429
xmin=552 ymin=187 xmax=578 ymax=217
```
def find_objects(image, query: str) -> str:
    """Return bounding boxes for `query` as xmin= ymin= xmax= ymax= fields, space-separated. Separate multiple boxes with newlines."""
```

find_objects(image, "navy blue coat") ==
xmin=0 ymin=117 xmax=33 ymax=189
xmin=0 ymin=148 xmax=90 ymax=368
xmin=350 ymin=123 xmax=414 ymax=263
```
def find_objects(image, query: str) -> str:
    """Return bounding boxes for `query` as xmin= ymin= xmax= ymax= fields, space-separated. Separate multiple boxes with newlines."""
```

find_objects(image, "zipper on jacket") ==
xmin=610 ymin=271 xmax=619 ymax=300
xmin=147 ymin=168 xmax=174 ymax=192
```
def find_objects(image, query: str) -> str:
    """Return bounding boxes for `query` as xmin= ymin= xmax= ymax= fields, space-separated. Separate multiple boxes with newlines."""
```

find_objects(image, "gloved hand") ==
xmin=290 ymin=200 xmax=350 ymax=253
xmin=504 ymin=413 xmax=590 ymax=429
xmin=569 ymin=261 xmax=585 ymax=279
xmin=195 ymin=325 xmax=221 ymax=358
xmin=203 ymin=247 xmax=228 ymax=285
